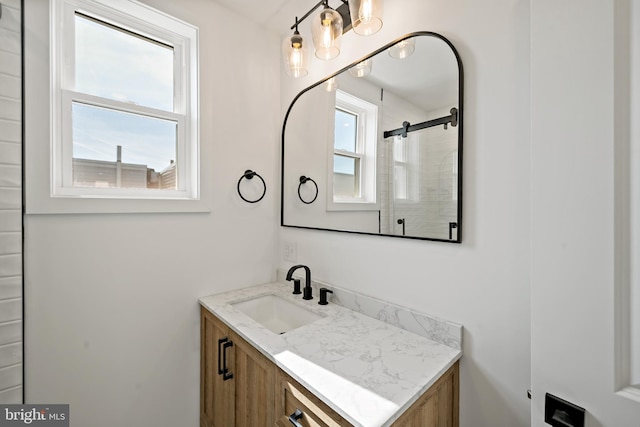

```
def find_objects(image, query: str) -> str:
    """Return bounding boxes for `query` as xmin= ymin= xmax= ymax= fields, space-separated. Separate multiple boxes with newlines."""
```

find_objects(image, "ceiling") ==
xmin=211 ymin=0 xmax=339 ymax=34
xmin=363 ymin=36 xmax=459 ymax=112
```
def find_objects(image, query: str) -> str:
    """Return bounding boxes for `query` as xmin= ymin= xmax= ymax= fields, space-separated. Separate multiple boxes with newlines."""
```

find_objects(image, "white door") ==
xmin=531 ymin=0 xmax=640 ymax=425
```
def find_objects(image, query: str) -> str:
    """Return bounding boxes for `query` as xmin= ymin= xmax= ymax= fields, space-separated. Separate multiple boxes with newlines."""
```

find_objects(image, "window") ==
xmin=51 ymin=0 xmax=198 ymax=200
xmin=333 ymin=108 xmax=361 ymax=198
xmin=328 ymin=90 xmax=378 ymax=210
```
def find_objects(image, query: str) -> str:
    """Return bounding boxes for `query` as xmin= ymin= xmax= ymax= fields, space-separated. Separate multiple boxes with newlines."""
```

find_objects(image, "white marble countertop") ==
xmin=199 ymin=282 xmax=462 ymax=427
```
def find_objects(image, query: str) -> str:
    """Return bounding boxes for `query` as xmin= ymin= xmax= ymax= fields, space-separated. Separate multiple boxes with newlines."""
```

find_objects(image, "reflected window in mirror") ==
xmin=333 ymin=108 xmax=360 ymax=198
xmin=328 ymin=90 xmax=378 ymax=209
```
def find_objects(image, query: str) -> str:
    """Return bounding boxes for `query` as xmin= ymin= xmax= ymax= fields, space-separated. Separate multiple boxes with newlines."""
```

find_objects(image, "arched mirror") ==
xmin=281 ymin=32 xmax=463 ymax=242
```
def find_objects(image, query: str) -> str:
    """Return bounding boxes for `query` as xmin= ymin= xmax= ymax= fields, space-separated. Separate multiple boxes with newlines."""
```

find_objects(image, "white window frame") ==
xmin=51 ymin=0 xmax=199 ymax=201
xmin=327 ymin=90 xmax=379 ymax=211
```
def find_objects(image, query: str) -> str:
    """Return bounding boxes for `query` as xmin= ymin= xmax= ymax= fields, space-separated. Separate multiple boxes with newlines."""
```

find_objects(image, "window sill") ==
xmin=326 ymin=200 xmax=380 ymax=212
xmin=616 ymin=386 xmax=640 ymax=404
xmin=25 ymin=196 xmax=210 ymax=215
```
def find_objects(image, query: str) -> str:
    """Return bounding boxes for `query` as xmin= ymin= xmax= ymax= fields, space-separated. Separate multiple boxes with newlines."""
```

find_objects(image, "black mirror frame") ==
xmin=280 ymin=31 xmax=464 ymax=243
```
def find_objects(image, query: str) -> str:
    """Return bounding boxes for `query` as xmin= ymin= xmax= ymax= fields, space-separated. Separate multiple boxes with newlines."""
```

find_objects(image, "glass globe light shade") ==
xmin=326 ymin=77 xmax=338 ymax=91
xmin=389 ymin=37 xmax=416 ymax=59
xmin=311 ymin=5 xmax=343 ymax=60
xmin=348 ymin=58 xmax=372 ymax=78
xmin=348 ymin=0 xmax=383 ymax=36
xmin=283 ymin=30 xmax=308 ymax=78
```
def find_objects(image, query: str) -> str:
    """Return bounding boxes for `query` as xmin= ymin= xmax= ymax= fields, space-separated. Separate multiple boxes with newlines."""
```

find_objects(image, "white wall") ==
xmin=0 ymin=0 xmax=23 ymax=404
xmin=279 ymin=1 xmax=532 ymax=426
xmin=23 ymin=0 xmax=280 ymax=425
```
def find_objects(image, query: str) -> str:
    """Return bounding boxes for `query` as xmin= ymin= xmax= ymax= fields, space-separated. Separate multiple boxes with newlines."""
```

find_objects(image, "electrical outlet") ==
xmin=283 ymin=241 xmax=297 ymax=262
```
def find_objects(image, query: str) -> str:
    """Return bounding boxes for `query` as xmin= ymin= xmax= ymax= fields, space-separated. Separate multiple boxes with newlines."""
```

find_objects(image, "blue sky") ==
xmin=72 ymin=103 xmax=176 ymax=172
xmin=333 ymin=109 xmax=357 ymax=175
xmin=72 ymin=14 xmax=176 ymax=171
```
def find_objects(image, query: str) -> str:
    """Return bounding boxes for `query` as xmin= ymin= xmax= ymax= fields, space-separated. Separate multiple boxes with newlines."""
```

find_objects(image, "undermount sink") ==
xmin=231 ymin=294 xmax=323 ymax=334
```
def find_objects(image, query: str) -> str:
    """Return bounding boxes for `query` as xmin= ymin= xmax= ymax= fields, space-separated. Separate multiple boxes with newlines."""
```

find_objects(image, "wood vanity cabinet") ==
xmin=274 ymin=364 xmax=459 ymax=427
xmin=275 ymin=370 xmax=351 ymax=427
xmin=389 ymin=363 xmax=459 ymax=427
xmin=200 ymin=307 xmax=276 ymax=427
xmin=201 ymin=307 xmax=459 ymax=427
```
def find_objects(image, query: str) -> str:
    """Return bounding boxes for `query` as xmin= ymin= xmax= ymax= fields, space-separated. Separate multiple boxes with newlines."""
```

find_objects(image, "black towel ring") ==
xmin=237 ymin=170 xmax=266 ymax=203
xmin=298 ymin=176 xmax=318 ymax=204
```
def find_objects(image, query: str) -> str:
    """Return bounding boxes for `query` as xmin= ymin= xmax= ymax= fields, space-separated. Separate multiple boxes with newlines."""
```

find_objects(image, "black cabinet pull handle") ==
xmin=217 ymin=337 xmax=227 ymax=375
xmin=222 ymin=340 xmax=234 ymax=381
xmin=288 ymin=409 xmax=303 ymax=427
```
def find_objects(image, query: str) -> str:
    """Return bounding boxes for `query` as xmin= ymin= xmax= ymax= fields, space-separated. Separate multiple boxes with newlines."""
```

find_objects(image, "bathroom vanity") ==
xmin=199 ymin=280 xmax=462 ymax=427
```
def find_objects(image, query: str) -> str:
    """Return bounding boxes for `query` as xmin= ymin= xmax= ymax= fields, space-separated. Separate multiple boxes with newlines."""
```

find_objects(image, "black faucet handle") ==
xmin=318 ymin=288 xmax=333 ymax=305
xmin=292 ymin=278 xmax=302 ymax=295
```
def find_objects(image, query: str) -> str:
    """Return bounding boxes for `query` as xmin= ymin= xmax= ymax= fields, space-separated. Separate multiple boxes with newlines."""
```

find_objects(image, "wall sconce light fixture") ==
xmin=283 ymin=0 xmax=383 ymax=77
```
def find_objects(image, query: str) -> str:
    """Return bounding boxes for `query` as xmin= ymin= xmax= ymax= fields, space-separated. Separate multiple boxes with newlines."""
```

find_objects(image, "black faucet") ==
xmin=318 ymin=288 xmax=333 ymax=305
xmin=286 ymin=265 xmax=313 ymax=300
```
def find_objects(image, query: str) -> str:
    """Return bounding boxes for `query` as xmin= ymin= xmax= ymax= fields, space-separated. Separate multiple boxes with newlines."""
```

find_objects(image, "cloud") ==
xmin=75 ymin=15 xmax=174 ymax=112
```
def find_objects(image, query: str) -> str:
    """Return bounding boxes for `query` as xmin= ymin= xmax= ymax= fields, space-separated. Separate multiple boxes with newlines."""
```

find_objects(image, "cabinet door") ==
xmin=231 ymin=330 xmax=276 ymax=427
xmin=276 ymin=370 xmax=352 ymax=427
xmin=201 ymin=308 xmax=235 ymax=427
xmin=391 ymin=362 xmax=459 ymax=427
